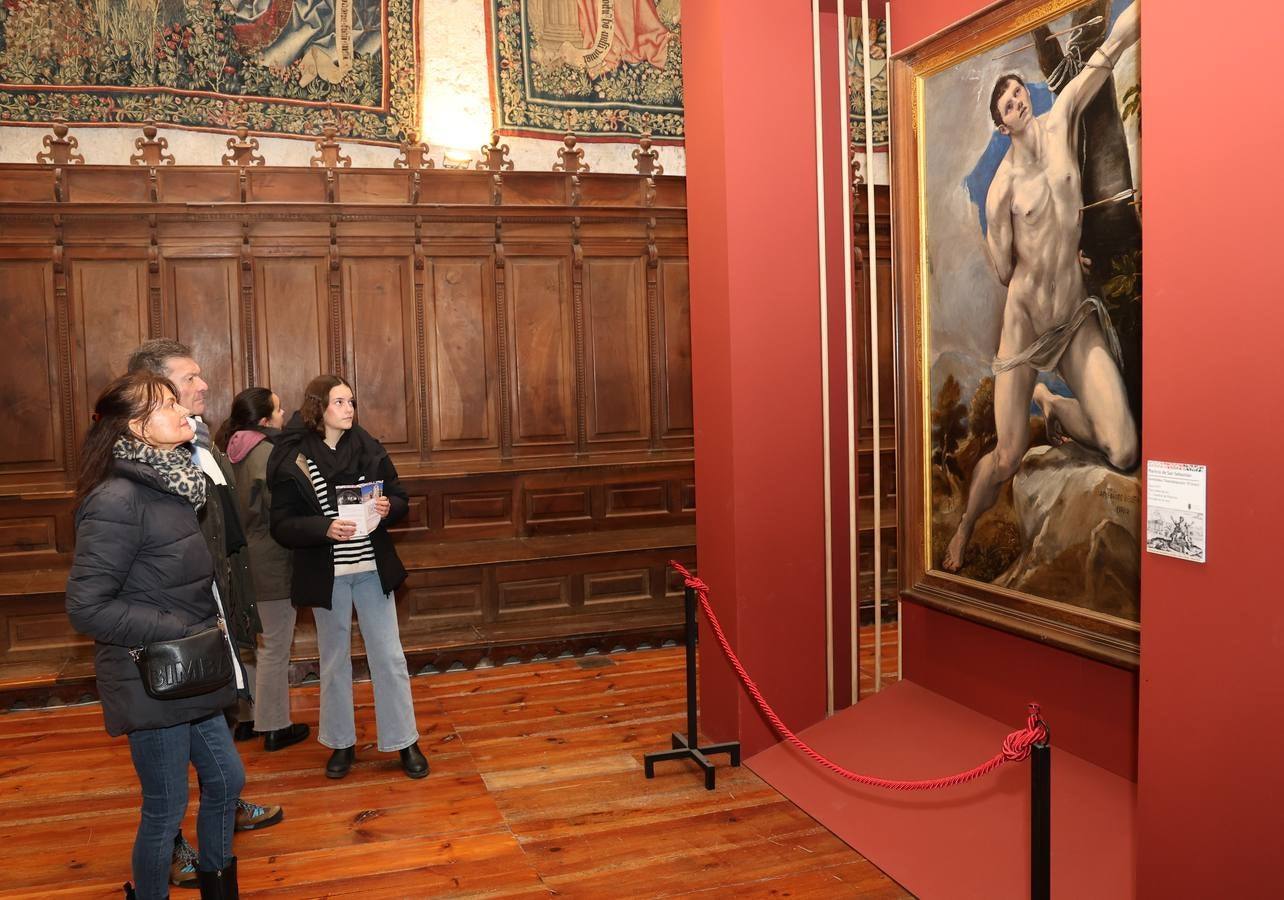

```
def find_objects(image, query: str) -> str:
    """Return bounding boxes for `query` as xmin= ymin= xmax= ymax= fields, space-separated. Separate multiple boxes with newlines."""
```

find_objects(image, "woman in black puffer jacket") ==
xmin=67 ymin=372 xmax=244 ymax=900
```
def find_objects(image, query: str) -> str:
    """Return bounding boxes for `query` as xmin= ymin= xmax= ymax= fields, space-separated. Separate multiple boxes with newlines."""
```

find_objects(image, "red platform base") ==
xmin=746 ymin=680 xmax=1135 ymax=899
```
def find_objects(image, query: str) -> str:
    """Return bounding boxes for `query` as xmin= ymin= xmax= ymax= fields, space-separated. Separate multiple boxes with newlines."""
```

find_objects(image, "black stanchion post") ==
xmin=643 ymin=585 xmax=741 ymax=790
xmin=683 ymin=580 xmax=698 ymax=747
xmin=1030 ymin=733 xmax=1051 ymax=900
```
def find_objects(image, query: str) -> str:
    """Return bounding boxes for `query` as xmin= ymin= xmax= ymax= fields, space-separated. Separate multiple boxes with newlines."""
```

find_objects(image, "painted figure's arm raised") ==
xmin=984 ymin=167 xmax=1016 ymax=286
xmin=1054 ymin=2 xmax=1139 ymax=125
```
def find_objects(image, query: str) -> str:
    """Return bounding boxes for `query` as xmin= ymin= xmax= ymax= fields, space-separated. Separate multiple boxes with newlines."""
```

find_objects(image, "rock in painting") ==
xmin=994 ymin=443 xmax=1140 ymax=620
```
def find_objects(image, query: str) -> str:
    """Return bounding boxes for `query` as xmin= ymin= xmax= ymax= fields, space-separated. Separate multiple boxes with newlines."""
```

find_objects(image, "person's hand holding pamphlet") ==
xmin=335 ymin=481 xmax=383 ymax=538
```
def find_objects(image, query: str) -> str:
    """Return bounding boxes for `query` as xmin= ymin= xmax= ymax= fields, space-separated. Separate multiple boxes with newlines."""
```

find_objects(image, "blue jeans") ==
xmin=126 ymin=713 xmax=245 ymax=899
xmin=313 ymin=570 xmax=418 ymax=752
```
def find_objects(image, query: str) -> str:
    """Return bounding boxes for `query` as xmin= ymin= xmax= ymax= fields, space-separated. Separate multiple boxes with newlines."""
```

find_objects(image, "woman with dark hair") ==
xmin=215 ymin=387 xmax=308 ymax=754
xmin=67 ymin=372 xmax=244 ymax=899
xmin=266 ymin=375 xmax=426 ymax=780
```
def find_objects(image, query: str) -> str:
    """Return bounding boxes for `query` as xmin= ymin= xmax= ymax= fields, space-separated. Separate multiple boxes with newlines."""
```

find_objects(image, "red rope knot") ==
xmin=1000 ymin=706 xmax=1049 ymax=762
xmin=668 ymin=560 xmax=708 ymax=596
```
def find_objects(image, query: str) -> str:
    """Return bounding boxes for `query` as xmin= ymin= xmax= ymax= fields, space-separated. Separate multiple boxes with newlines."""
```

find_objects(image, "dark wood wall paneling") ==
xmin=0 ymin=164 xmax=694 ymax=692
xmin=853 ymin=187 xmax=897 ymax=607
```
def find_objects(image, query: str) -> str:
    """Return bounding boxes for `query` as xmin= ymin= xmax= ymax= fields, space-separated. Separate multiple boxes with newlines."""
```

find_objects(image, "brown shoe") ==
xmin=234 ymin=798 xmax=283 ymax=832
xmin=169 ymin=834 xmax=199 ymax=888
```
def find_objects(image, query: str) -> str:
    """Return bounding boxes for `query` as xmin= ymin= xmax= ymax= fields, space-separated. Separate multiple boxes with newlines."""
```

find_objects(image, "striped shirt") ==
xmin=305 ymin=458 xmax=377 ymax=576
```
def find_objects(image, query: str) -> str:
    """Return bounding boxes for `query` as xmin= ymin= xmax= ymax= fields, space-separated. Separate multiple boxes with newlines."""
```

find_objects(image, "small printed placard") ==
xmin=1145 ymin=461 xmax=1206 ymax=562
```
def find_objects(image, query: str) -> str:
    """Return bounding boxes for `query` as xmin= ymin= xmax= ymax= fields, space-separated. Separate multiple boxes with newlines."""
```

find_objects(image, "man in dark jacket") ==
xmin=128 ymin=340 xmax=283 ymax=887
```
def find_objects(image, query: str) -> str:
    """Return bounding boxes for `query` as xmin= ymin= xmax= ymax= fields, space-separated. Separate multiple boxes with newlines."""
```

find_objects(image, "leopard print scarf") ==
xmin=112 ymin=438 xmax=207 ymax=509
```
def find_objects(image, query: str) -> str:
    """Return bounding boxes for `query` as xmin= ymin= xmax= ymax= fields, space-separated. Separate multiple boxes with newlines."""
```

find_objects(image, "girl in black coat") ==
xmin=67 ymin=373 xmax=244 ymax=899
xmin=267 ymin=375 xmax=426 ymax=781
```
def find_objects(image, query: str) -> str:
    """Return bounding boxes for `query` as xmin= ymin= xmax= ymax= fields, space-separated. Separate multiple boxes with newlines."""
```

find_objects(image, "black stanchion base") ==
xmin=644 ymin=731 xmax=742 ymax=790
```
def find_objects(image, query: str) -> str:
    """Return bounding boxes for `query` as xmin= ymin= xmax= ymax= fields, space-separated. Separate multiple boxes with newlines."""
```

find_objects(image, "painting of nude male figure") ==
xmin=921 ymin=0 xmax=1141 ymax=623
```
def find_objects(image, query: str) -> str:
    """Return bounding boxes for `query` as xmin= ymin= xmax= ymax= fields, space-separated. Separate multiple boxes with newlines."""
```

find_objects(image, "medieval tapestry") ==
xmin=486 ymin=0 xmax=683 ymax=141
xmin=0 ymin=0 xmax=419 ymax=143
xmin=847 ymin=16 xmax=887 ymax=150
xmin=890 ymin=0 xmax=1142 ymax=665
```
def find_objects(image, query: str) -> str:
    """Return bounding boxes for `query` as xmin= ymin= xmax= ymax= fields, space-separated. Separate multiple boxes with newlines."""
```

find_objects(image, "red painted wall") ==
xmin=895 ymin=0 xmax=1284 ymax=892
xmin=1134 ymin=0 xmax=1284 ymax=892
xmin=902 ymin=603 xmax=1137 ymax=779
xmin=683 ymin=1 xmax=830 ymax=755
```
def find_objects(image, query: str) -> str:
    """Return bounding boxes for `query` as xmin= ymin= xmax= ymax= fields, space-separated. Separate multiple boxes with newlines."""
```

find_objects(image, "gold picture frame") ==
xmin=890 ymin=0 xmax=1142 ymax=667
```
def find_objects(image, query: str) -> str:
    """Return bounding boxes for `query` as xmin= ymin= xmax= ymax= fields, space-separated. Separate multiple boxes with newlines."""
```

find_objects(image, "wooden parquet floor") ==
xmin=0 ymin=647 xmax=910 ymax=899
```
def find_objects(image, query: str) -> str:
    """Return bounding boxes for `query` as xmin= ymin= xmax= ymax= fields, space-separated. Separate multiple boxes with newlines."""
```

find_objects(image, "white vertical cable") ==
xmin=811 ymin=0 xmax=835 ymax=717
xmin=860 ymin=1 xmax=883 ymax=694
xmin=837 ymin=0 xmax=859 ymax=706
xmin=885 ymin=2 xmax=902 ymax=683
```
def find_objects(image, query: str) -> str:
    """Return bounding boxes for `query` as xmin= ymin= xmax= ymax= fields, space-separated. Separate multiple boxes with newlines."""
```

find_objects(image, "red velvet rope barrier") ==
xmin=670 ymin=561 xmax=1049 ymax=791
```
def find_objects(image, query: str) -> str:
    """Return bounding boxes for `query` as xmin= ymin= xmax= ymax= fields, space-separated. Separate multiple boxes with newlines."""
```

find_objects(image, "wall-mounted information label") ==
xmin=1145 ymin=461 xmax=1207 ymax=563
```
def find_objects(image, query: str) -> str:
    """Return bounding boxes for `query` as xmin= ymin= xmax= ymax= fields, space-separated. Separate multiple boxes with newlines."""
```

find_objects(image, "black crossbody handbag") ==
xmin=130 ymin=617 xmax=234 ymax=700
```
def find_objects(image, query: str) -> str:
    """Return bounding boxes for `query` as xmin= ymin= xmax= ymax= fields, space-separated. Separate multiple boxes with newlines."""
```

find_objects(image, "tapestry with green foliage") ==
xmin=0 ymin=0 xmax=418 ymax=144
xmin=848 ymin=16 xmax=887 ymax=149
xmin=487 ymin=0 xmax=683 ymax=141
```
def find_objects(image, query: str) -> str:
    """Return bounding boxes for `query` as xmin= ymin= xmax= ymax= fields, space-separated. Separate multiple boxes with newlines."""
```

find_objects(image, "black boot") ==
xmin=123 ymin=883 xmax=137 ymax=899
xmin=325 ymin=746 xmax=355 ymax=779
xmin=399 ymin=742 xmax=429 ymax=779
xmin=197 ymin=856 xmax=238 ymax=900
xmin=263 ymin=723 xmax=310 ymax=752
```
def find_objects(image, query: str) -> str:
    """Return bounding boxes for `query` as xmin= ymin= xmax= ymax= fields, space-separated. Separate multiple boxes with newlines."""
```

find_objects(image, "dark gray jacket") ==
xmin=66 ymin=459 xmax=237 ymax=736
xmin=198 ymin=444 xmax=261 ymax=648
xmin=229 ymin=433 xmax=292 ymax=603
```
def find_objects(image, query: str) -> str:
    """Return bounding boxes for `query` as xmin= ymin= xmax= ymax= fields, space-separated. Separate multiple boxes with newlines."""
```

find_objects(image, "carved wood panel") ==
xmin=583 ymin=256 xmax=649 ymax=447
xmin=342 ymin=255 xmax=419 ymax=454
xmin=441 ymin=488 xmax=514 ymax=534
xmin=253 ymin=257 xmax=330 ymax=411
xmin=401 ymin=571 xmax=486 ymax=627
xmin=4 ymin=598 xmax=93 ymax=654
xmin=426 ymin=257 xmax=498 ymax=453
xmin=0 ymin=260 xmax=61 ymax=477
xmin=583 ymin=568 xmax=652 ymax=610
xmin=496 ymin=571 xmax=573 ymax=620
xmin=167 ymin=257 xmax=243 ymax=431
xmin=0 ymin=517 xmax=57 ymax=556
xmin=856 ymin=244 xmax=896 ymax=440
xmin=69 ymin=257 xmax=150 ymax=451
xmin=506 ymin=257 xmax=576 ymax=453
xmin=658 ymin=258 xmax=693 ymax=438
xmin=0 ymin=497 xmax=74 ymax=570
